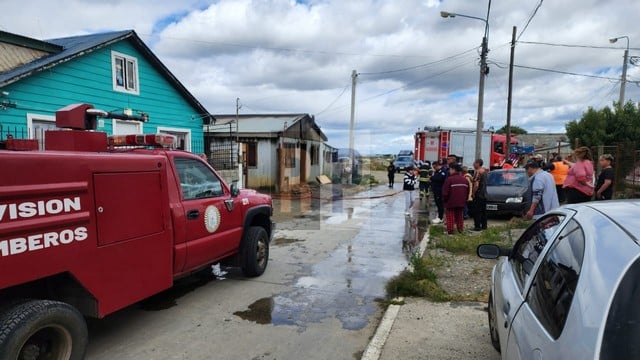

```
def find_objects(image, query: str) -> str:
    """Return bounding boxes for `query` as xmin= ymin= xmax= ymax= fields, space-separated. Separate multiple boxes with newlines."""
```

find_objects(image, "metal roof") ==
xmin=0 ymin=30 xmax=210 ymax=121
xmin=210 ymin=114 xmax=327 ymax=141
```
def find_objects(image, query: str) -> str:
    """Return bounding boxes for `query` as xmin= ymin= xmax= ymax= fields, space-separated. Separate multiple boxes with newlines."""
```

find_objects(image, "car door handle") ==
xmin=187 ymin=209 xmax=200 ymax=220
xmin=503 ymin=301 xmax=511 ymax=328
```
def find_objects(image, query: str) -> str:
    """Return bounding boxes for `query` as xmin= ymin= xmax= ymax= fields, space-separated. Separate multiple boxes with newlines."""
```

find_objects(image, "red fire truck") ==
xmin=414 ymin=129 xmax=519 ymax=168
xmin=0 ymin=104 xmax=273 ymax=359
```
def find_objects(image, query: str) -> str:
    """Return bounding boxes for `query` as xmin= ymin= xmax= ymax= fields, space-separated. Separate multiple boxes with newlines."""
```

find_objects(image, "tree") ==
xmin=566 ymin=101 xmax=640 ymax=148
xmin=495 ymin=125 xmax=528 ymax=135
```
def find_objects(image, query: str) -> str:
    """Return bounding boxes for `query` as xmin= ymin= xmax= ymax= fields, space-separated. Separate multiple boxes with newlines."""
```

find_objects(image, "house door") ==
xmin=300 ymin=143 xmax=307 ymax=183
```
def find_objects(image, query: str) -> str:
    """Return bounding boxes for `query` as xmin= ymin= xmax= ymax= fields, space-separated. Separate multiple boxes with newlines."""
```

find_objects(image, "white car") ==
xmin=477 ymin=200 xmax=640 ymax=359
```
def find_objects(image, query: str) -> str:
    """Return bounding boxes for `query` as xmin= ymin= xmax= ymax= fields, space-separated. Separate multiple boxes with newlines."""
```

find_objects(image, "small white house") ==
xmin=205 ymin=114 xmax=334 ymax=190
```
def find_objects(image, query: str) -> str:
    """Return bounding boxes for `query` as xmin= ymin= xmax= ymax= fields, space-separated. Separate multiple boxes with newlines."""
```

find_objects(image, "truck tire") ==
xmin=0 ymin=300 xmax=88 ymax=360
xmin=241 ymin=226 xmax=269 ymax=277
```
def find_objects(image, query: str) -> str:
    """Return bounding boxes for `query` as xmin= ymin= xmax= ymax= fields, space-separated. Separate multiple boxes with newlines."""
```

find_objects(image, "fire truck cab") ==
xmin=0 ymin=104 xmax=273 ymax=359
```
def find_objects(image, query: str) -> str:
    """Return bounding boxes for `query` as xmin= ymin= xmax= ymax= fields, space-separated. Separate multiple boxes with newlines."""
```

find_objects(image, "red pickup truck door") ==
xmin=172 ymin=156 xmax=243 ymax=271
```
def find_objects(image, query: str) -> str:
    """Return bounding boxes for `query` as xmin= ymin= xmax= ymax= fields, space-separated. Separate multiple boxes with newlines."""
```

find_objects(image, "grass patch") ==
xmin=431 ymin=221 xmax=531 ymax=255
xmin=358 ymin=174 xmax=380 ymax=186
xmin=386 ymin=254 xmax=450 ymax=302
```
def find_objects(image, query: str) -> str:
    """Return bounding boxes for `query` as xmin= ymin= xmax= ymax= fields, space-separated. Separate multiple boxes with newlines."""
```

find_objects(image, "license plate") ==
xmin=486 ymin=204 xmax=498 ymax=211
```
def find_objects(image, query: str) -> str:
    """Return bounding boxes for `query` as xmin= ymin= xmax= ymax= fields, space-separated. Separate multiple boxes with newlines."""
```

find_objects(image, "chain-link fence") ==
xmin=591 ymin=143 xmax=640 ymax=198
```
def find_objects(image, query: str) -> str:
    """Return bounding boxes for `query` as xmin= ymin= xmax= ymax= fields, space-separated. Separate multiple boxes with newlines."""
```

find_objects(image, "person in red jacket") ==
xmin=442 ymin=163 xmax=469 ymax=235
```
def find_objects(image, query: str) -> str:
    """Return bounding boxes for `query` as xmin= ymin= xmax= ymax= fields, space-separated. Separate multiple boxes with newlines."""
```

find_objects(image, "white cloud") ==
xmin=2 ymin=0 xmax=640 ymax=153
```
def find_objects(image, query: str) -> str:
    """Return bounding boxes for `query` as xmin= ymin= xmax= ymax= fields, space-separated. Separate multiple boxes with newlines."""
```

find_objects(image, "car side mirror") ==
xmin=477 ymin=244 xmax=510 ymax=259
xmin=230 ymin=181 xmax=240 ymax=197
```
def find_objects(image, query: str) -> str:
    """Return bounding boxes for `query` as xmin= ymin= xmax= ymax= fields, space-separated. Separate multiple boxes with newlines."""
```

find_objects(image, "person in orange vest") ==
xmin=548 ymin=154 xmax=569 ymax=203
xmin=502 ymin=159 xmax=514 ymax=169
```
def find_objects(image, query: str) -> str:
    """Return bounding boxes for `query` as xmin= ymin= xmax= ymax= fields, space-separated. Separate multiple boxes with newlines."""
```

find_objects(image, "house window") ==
xmin=112 ymin=119 xmax=143 ymax=135
xmin=284 ymin=143 xmax=296 ymax=168
xmin=247 ymin=142 xmax=258 ymax=167
xmin=112 ymin=51 xmax=139 ymax=95
xmin=27 ymin=113 xmax=58 ymax=150
xmin=158 ymin=127 xmax=191 ymax=152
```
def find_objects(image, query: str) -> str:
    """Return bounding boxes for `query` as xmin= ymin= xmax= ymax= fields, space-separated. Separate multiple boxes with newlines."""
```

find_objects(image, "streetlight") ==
xmin=609 ymin=36 xmax=630 ymax=107
xmin=441 ymin=1 xmax=491 ymax=162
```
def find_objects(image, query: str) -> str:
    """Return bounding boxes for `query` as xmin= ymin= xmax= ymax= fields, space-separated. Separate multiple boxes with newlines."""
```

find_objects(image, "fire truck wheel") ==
xmin=0 ymin=300 xmax=88 ymax=360
xmin=241 ymin=226 xmax=270 ymax=277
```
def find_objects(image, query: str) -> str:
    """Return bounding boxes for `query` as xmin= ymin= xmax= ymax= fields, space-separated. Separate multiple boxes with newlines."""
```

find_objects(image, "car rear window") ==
xmin=487 ymin=171 xmax=528 ymax=187
xmin=600 ymin=255 xmax=640 ymax=359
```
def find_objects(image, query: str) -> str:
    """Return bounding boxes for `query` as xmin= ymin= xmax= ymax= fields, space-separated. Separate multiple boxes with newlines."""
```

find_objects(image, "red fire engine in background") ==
xmin=414 ymin=128 xmax=520 ymax=168
xmin=0 ymin=104 xmax=273 ymax=359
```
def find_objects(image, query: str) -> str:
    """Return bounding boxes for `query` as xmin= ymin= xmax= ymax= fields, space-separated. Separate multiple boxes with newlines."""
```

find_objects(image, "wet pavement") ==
xmin=86 ymin=185 xmax=432 ymax=360
xmin=232 ymin=186 xmax=431 ymax=332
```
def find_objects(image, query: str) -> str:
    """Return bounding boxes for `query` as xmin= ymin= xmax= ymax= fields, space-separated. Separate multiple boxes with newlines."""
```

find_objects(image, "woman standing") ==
xmin=562 ymin=147 xmax=595 ymax=204
xmin=595 ymin=154 xmax=615 ymax=200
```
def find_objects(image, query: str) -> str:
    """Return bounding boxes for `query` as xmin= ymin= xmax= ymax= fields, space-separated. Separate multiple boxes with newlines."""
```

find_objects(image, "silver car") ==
xmin=477 ymin=200 xmax=640 ymax=359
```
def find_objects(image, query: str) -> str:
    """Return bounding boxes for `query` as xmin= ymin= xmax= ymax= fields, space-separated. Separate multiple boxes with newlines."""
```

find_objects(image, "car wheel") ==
xmin=488 ymin=292 xmax=501 ymax=353
xmin=240 ymin=226 xmax=270 ymax=277
xmin=0 ymin=300 xmax=88 ymax=360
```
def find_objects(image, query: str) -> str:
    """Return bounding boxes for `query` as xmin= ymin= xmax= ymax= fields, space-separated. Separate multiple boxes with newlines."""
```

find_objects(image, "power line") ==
xmin=316 ymin=83 xmax=351 ymax=115
xmin=518 ymin=40 xmax=638 ymax=50
xmin=358 ymin=47 xmax=478 ymax=75
xmin=491 ymin=60 xmax=626 ymax=81
xmin=516 ymin=0 xmax=543 ymax=41
xmin=317 ymin=57 xmax=476 ymax=118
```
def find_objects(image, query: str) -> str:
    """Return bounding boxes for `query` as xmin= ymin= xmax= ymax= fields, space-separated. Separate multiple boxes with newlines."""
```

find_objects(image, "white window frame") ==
xmin=111 ymin=50 xmax=140 ymax=95
xmin=27 ymin=113 xmax=57 ymax=149
xmin=26 ymin=113 xmax=55 ymax=138
xmin=112 ymin=119 xmax=144 ymax=135
xmin=157 ymin=126 xmax=191 ymax=152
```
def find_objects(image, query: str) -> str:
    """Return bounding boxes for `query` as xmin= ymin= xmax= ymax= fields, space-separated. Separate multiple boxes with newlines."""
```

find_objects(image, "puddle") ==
xmin=235 ymin=193 xmax=411 ymax=331
xmin=402 ymin=212 xmax=429 ymax=255
xmin=140 ymin=267 xmax=221 ymax=311
xmin=234 ymin=297 xmax=274 ymax=324
xmin=272 ymin=237 xmax=304 ymax=246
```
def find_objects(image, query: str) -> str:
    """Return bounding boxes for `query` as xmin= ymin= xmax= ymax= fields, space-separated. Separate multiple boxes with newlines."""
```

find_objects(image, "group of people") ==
xmin=524 ymin=146 xmax=615 ymax=217
xmin=392 ymin=145 xmax=616 ymax=236
xmin=397 ymin=154 xmax=488 ymax=235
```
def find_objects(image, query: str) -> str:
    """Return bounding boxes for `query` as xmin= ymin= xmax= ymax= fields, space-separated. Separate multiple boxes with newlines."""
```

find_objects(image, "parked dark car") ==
xmin=477 ymin=200 xmax=640 ymax=359
xmin=485 ymin=169 xmax=529 ymax=216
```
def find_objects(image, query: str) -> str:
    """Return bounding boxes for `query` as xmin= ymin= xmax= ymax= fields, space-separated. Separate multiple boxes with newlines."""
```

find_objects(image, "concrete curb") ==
xmin=361 ymin=222 xmax=431 ymax=360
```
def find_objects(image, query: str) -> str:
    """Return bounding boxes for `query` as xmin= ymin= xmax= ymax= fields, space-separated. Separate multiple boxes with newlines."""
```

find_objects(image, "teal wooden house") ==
xmin=0 ymin=30 xmax=210 ymax=152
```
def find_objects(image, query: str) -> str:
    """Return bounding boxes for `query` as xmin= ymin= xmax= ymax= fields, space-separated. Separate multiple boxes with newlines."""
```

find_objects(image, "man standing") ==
xmin=387 ymin=161 xmax=396 ymax=188
xmin=524 ymin=159 xmax=560 ymax=220
xmin=403 ymin=164 xmax=418 ymax=215
xmin=430 ymin=161 xmax=447 ymax=224
xmin=442 ymin=164 xmax=469 ymax=235
xmin=472 ymin=159 xmax=488 ymax=231
xmin=595 ymin=154 xmax=615 ymax=200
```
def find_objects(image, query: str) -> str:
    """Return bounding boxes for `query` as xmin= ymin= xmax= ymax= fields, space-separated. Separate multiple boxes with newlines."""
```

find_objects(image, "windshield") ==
xmin=487 ymin=170 xmax=529 ymax=187
xmin=397 ymin=156 xmax=413 ymax=162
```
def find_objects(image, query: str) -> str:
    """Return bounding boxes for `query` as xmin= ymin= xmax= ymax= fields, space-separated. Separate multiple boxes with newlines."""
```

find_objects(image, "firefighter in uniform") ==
xmin=418 ymin=161 xmax=432 ymax=200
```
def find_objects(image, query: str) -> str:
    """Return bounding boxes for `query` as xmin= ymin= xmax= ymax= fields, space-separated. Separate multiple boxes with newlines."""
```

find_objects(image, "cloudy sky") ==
xmin=2 ymin=0 xmax=640 ymax=154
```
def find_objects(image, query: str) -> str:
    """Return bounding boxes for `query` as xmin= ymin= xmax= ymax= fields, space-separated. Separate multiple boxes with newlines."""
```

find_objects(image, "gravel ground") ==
xmin=379 ymin=298 xmax=500 ymax=360
xmin=429 ymin=249 xmax=497 ymax=302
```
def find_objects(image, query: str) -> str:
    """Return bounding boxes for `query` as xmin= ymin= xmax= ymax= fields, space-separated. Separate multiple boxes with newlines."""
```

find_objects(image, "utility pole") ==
xmin=348 ymin=70 xmax=358 ymax=184
xmin=620 ymin=48 xmax=629 ymax=106
xmin=236 ymin=97 xmax=242 ymax=188
xmin=505 ymin=26 xmax=517 ymax=160
xmin=475 ymin=36 xmax=488 ymax=162
xmin=609 ymin=36 xmax=630 ymax=107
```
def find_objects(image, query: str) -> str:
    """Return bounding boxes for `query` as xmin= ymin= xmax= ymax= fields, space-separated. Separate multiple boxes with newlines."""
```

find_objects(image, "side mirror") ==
xmin=477 ymin=244 xmax=510 ymax=259
xmin=230 ymin=181 xmax=240 ymax=197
